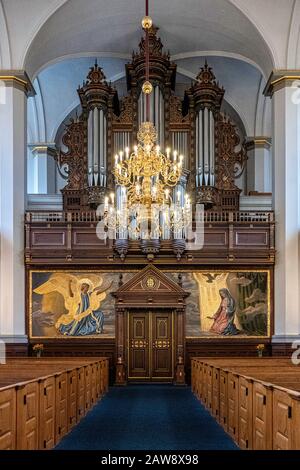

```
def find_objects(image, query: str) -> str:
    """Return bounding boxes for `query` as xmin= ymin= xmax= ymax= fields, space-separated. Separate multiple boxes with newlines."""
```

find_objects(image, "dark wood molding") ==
xmin=27 ymin=339 xmax=116 ymax=384
xmin=5 ymin=343 xmax=28 ymax=357
xmin=25 ymin=212 xmax=275 ymax=266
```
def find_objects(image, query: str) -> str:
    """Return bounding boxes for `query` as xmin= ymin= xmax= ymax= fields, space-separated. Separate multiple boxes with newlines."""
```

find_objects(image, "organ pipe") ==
xmin=87 ymin=107 xmax=107 ymax=188
xmin=199 ymin=110 xmax=204 ymax=186
xmin=195 ymin=108 xmax=216 ymax=187
xmin=88 ymin=111 xmax=93 ymax=171
xmin=209 ymin=111 xmax=215 ymax=186
xmin=138 ymin=85 xmax=164 ymax=146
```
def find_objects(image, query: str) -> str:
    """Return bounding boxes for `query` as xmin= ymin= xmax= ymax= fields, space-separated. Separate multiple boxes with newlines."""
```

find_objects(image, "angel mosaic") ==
xmin=33 ymin=273 xmax=112 ymax=336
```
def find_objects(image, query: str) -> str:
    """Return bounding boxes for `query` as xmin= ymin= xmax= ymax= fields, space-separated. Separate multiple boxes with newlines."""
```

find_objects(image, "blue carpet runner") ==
xmin=56 ymin=385 xmax=238 ymax=450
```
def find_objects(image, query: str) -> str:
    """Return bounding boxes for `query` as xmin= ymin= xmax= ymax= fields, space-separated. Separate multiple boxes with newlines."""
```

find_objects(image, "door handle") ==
xmin=131 ymin=340 xmax=148 ymax=348
xmin=153 ymin=340 xmax=170 ymax=348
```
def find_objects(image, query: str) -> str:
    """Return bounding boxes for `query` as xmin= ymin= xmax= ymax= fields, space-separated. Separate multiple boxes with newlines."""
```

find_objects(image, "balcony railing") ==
xmin=26 ymin=210 xmax=274 ymax=224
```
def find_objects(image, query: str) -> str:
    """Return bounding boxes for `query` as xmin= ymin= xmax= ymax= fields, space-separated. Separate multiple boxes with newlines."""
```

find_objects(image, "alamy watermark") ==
xmin=291 ymin=340 xmax=300 ymax=365
xmin=95 ymin=202 xmax=205 ymax=250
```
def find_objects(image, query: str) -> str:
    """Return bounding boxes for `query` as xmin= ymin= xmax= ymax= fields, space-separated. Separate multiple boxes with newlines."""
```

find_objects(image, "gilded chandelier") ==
xmin=106 ymin=0 xmax=192 ymax=251
xmin=112 ymin=1 xmax=185 ymax=211
xmin=113 ymin=122 xmax=183 ymax=208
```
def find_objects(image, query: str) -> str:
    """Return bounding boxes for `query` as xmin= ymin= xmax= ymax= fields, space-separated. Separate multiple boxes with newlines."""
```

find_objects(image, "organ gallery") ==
xmin=1 ymin=0 xmax=300 ymax=456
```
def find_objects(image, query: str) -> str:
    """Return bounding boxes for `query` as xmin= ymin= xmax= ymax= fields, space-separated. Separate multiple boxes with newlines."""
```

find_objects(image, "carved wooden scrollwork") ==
xmin=215 ymin=114 xmax=247 ymax=191
xmin=126 ymin=26 xmax=177 ymax=92
xmin=58 ymin=118 xmax=86 ymax=191
xmin=135 ymin=25 xmax=166 ymax=60
xmin=113 ymin=96 xmax=133 ymax=125
xmin=185 ymin=60 xmax=225 ymax=114
xmin=169 ymin=95 xmax=190 ymax=125
xmin=86 ymin=62 xmax=107 ymax=85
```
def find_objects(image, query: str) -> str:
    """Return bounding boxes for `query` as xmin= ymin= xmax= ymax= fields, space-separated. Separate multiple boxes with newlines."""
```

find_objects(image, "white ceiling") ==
xmin=3 ymin=0 xmax=294 ymax=146
xmin=23 ymin=0 xmax=274 ymax=79
xmin=1 ymin=0 xmax=299 ymax=73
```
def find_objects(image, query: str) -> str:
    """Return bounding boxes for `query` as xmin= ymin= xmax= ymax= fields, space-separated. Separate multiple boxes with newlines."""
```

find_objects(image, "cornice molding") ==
xmin=28 ymin=142 xmax=57 ymax=157
xmin=246 ymin=136 xmax=272 ymax=150
xmin=0 ymin=70 xmax=35 ymax=96
xmin=264 ymin=69 xmax=300 ymax=97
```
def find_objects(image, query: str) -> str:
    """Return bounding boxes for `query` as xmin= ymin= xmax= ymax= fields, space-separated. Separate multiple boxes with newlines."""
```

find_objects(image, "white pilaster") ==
xmin=27 ymin=143 xmax=56 ymax=194
xmin=0 ymin=73 xmax=33 ymax=342
xmin=246 ymin=137 xmax=272 ymax=193
xmin=266 ymin=73 xmax=300 ymax=341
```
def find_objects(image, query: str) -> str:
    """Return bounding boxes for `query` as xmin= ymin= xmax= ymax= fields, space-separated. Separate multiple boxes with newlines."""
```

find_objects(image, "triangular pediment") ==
xmin=115 ymin=265 xmax=187 ymax=295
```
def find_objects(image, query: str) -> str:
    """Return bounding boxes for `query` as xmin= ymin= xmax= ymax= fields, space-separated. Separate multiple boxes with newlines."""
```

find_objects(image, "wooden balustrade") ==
xmin=0 ymin=357 xmax=109 ymax=450
xmin=191 ymin=357 xmax=300 ymax=450
xmin=24 ymin=210 xmax=275 ymax=265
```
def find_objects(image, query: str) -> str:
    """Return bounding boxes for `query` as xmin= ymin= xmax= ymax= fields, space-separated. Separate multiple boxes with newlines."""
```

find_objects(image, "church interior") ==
xmin=1 ymin=0 xmax=300 ymax=455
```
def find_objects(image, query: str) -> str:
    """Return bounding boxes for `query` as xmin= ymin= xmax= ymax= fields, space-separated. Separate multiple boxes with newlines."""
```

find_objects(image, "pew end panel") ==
xmin=238 ymin=376 xmax=253 ymax=450
xmin=252 ymin=381 xmax=273 ymax=450
xmin=39 ymin=376 xmax=55 ymax=449
xmin=17 ymin=381 xmax=39 ymax=450
xmin=0 ymin=387 xmax=16 ymax=450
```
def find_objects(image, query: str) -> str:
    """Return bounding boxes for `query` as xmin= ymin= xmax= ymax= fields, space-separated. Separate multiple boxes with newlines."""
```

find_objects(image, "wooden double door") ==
xmin=127 ymin=310 xmax=174 ymax=382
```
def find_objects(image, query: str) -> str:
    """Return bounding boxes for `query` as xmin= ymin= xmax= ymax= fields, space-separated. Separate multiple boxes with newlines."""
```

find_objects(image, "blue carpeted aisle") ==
xmin=56 ymin=385 xmax=238 ymax=450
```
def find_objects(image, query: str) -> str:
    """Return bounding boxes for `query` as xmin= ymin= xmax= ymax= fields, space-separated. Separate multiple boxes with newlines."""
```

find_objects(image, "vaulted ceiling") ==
xmin=2 ymin=0 xmax=300 ymax=75
xmin=3 ymin=0 xmax=298 ymax=148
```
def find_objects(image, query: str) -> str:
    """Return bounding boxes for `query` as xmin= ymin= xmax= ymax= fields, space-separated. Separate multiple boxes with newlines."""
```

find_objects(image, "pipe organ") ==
xmin=24 ymin=22 xmax=275 ymax=384
xmin=56 ymin=27 xmax=247 ymax=213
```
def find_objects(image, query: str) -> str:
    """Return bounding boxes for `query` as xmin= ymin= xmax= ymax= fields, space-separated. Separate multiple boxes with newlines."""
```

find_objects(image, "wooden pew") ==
xmin=85 ymin=364 xmax=92 ymax=413
xmin=77 ymin=366 xmax=86 ymax=420
xmin=227 ymin=372 xmax=239 ymax=443
xmin=68 ymin=369 xmax=78 ymax=431
xmin=55 ymin=372 xmax=68 ymax=445
xmin=272 ymin=384 xmax=300 ymax=450
xmin=238 ymin=376 xmax=253 ymax=450
xmin=252 ymin=380 xmax=273 ymax=450
xmin=0 ymin=357 xmax=109 ymax=450
xmin=219 ymin=370 xmax=228 ymax=430
xmin=191 ymin=357 xmax=300 ymax=450
xmin=212 ymin=367 xmax=220 ymax=419
xmin=206 ymin=365 xmax=213 ymax=412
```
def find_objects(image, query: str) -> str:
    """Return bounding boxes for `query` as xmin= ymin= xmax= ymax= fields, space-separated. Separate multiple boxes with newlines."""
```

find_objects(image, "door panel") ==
xmin=128 ymin=312 xmax=150 ymax=379
xmin=151 ymin=312 xmax=173 ymax=379
xmin=128 ymin=311 xmax=173 ymax=381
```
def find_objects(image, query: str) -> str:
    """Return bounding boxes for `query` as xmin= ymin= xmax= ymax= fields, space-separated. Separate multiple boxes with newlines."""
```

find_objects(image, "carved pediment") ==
xmin=114 ymin=265 xmax=188 ymax=298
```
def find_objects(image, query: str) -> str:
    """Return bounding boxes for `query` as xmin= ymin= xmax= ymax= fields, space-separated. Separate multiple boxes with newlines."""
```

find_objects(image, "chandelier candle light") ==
xmin=113 ymin=122 xmax=183 ymax=208
xmin=111 ymin=0 xmax=191 ymax=241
